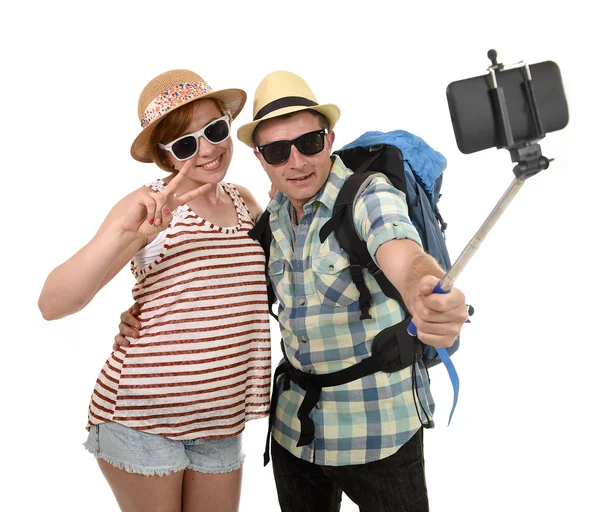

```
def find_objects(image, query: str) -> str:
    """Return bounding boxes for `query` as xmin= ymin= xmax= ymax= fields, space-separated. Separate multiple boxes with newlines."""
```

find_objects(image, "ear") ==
xmin=253 ymin=148 xmax=262 ymax=161
xmin=328 ymin=130 xmax=335 ymax=148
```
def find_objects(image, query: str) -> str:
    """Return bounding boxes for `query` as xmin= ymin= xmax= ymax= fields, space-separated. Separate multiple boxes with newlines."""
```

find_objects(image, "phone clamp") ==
xmin=486 ymin=49 xmax=552 ymax=180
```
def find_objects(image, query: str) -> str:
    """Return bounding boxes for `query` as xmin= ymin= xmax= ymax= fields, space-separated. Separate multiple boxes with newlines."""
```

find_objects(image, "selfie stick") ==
xmin=409 ymin=50 xmax=553 ymax=424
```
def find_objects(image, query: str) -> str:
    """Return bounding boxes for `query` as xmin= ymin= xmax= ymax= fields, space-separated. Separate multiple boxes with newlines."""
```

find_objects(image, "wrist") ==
xmin=113 ymin=218 xmax=145 ymax=243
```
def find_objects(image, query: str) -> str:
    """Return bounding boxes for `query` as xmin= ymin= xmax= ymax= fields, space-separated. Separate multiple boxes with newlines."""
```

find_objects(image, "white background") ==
xmin=2 ymin=1 xmax=597 ymax=511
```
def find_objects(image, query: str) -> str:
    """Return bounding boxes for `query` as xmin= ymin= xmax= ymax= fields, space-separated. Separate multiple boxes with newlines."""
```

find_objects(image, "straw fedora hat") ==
xmin=236 ymin=71 xmax=340 ymax=147
xmin=131 ymin=69 xmax=246 ymax=163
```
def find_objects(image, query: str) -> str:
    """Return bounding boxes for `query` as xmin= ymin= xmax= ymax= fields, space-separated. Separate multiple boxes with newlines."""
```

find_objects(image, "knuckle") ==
xmin=420 ymin=308 xmax=432 ymax=322
xmin=411 ymin=316 xmax=423 ymax=330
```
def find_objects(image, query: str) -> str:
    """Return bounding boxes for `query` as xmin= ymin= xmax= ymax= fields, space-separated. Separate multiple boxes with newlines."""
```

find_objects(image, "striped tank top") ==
xmin=87 ymin=181 xmax=271 ymax=439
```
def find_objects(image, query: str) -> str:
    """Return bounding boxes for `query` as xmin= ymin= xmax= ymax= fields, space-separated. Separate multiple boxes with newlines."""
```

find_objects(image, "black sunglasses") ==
xmin=256 ymin=129 xmax=328 ymax=165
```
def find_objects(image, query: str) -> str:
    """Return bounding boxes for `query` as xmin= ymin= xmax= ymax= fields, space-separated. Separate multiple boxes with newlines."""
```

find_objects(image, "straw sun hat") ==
xmin=131 ymin=69 xmax=246 ymax=163
xmin=236 ymin=70 xmax=340 ymax=147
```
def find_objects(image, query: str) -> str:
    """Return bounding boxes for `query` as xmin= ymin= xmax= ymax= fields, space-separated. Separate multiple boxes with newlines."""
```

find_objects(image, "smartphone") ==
xmin=446 ymin=60 xmax=569 ymax=154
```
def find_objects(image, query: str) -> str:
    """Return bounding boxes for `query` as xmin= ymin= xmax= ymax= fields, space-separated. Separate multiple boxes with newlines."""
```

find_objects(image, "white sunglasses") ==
xmin=158 ymin=115 xmax=231 ymax=161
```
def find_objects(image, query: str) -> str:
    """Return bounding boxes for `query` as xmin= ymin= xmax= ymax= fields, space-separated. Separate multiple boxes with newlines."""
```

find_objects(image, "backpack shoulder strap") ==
xmin=248 ymin=210 xmax=278 ymax=320
xmin=248 ymin=209 xmax=270 ymax=242
xmin=319 ymin=171 xmax=403 ymax=320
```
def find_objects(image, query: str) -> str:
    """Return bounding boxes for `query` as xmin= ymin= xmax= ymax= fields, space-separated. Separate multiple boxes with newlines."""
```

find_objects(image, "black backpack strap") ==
xmin=318 ymin=148 xmax=383 ymax=243
xmin=320 ymin=171 xmax=378 ymax=320
xmin=248 ymin=209 xmax=270 ymax=241
xmin=262 ymin=318 xmax=422 ymax=464
xmin=319 ymin=168 xmax=404 ymax=319
xmin=248 ymin=211 xmax=278 ymax=321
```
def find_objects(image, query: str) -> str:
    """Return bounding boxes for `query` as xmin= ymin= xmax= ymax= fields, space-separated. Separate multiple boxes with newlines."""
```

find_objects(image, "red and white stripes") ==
xmin=88 ymin=183 xmax=271 ymax=439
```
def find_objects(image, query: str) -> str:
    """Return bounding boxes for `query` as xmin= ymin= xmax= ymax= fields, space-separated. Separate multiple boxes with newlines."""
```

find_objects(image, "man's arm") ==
xmin=376 ymin=238 xmax=467 ymax=348
xmin=352 ymin=176 xmax=467 ymax=348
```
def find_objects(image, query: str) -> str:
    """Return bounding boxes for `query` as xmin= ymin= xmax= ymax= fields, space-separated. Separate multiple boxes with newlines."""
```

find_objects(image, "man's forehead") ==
xmin=255 ymin=111 xmax=321 ymax=142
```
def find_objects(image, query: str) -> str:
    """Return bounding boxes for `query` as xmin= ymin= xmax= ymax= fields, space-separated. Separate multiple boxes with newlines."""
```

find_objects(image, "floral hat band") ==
xmin=140 ymin=81 xmax=213 ymax=128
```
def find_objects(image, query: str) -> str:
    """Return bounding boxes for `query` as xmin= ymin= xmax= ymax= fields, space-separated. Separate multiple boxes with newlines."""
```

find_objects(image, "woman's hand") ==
xmin=122 ymin=161 xmax=210 ymax=237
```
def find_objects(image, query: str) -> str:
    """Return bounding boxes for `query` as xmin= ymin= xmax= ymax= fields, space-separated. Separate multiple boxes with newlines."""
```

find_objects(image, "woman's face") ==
xmin=163 ymin=99 xmax=233 ymax=185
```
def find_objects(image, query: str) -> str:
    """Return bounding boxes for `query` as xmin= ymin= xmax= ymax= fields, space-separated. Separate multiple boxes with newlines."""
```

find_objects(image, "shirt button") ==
xmin=316 ymin=402 xmax=322 ymax=409
xmin=299 ymin=298 xmax=306 ymax=306
xmin=308 ymin=369 xmax=315 ymax=375
xmin=393 ymin=221 xmax=400 ymax=227
xmin=329 ymin=265 xmax=335 ymax=271
xmin=301 ymin=336 xmax=308 ymax=343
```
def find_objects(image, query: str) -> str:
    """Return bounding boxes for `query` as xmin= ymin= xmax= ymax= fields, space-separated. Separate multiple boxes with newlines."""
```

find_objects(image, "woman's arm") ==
xmin=39 ymin=162 xmax=209 ymax=320
xmin=38 ymin=188 xmax=155 ymax=320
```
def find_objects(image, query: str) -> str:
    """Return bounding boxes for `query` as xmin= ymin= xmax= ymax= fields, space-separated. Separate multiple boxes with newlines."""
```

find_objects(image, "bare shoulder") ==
xmin=232 ymin=183 xmax=264 ymax=220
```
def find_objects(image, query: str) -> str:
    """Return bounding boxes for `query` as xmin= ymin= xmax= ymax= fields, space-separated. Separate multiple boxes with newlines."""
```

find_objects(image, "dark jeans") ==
xmin=271 ymin=428 xmax=428 ymax=512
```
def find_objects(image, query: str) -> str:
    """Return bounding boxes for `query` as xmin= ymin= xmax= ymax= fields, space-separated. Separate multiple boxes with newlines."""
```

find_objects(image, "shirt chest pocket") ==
xmin=267 ymin=259 xmax=287 ymax=306
xmin=311 ymin=252 xmax=360 ymax=307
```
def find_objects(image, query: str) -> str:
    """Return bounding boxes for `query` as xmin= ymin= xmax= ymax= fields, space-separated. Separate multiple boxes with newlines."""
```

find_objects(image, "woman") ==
xmin=38 ymin=69 xmax=271 ymax=512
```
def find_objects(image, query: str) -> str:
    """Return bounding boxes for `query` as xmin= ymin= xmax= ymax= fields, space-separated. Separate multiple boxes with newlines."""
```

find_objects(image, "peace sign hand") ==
xmin=121 ymin=160 xmax=210 ymax=238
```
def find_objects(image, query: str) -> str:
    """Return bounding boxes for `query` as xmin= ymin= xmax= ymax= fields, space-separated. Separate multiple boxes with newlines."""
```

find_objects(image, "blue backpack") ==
xmin=320 ymin=129 xmax=461 ymax=367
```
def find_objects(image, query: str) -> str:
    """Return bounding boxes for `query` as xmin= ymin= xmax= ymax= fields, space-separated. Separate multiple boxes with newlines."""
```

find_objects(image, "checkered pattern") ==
xmin=269 ymin=156 xmax=435 ymax=466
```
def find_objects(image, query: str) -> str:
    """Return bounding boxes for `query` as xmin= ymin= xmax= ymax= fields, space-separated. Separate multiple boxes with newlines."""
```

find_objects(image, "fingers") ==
xmin=163 ymin=160 xmax=192 ymax=197
xmin=418 ymin=275 xmax=440 ymax=297
xmin=139 ymin=195 xmax=156 ymax=226
xmin=153 ymin=201 xmax=173 ymax=227
xmin=412 ymin=302 xmax=468 ymax=325
xmin=411 ymin=306 xmax=464 ymax=348
xmin=130 ymin=302 xmax=141 ymax=316
xmin=411 ymin=281 xmax=469 ymax=348
xmin=411 ymin=311 xmax=463 ymax=336
xmin=176 ymin=183 xmax=211 ymax=204
xmin=420 ymin=284 xmax=466 ymax=314
xmin=120 ymin=310 xmax=142 ymax=332
xmin=118 ymin=319 xmax=139 ymax=337
xmin=113 ymin=302 xmax=142 ymax=350
xmin=157 ymin=160 xmax=213 ymax=213
xmin=152 ymin=192 xmax=169 ymax=227
xmin=416 ymin=331 xmax=459 ymax=349
xmin=113 ymin=334 xmax=130 ymax=351
xmin=163 ymin=160 xmax=212 ymax=206
xmin=140 ymin=190 xmax=173 ymax=228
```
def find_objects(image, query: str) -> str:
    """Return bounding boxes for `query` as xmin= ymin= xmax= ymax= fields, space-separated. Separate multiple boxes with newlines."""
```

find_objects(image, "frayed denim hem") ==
xmin=83 ymin=441 xmax=189 ymax=477
xmin=187 ymin=454 xmax=245 ymax=475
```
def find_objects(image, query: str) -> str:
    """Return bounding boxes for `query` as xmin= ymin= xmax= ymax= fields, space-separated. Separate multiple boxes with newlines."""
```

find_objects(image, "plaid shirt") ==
xmin=268 ymin=155 xmax=434 ymax=466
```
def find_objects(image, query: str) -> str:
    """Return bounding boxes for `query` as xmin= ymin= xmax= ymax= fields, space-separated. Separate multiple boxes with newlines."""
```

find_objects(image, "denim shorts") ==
xmin=84 ymin=421 xmax=244 ymax=476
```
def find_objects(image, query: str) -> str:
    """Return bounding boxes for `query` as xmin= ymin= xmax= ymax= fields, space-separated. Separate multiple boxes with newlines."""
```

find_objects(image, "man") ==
xmin=117 ymin=71 xmax=468 ymax=511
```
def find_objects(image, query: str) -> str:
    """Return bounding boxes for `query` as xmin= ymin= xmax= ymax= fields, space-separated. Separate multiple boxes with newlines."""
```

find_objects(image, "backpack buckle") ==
xmin=349 ymin=264 xmax=364 ymax=279
xmin=366 ymin=260 xmax=383 ymax=277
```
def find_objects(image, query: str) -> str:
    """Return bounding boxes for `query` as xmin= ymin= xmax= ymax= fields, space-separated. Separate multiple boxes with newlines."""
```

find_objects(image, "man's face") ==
xmin=253 ymin=111 xmax=335 ymax=209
